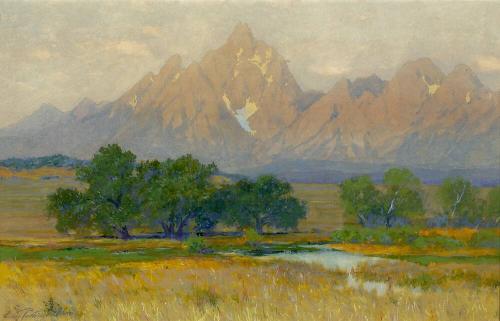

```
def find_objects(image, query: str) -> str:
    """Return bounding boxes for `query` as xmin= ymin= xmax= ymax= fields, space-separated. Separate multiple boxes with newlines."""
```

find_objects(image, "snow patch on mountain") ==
xmin=248 ymin=49 xmax=272 ymax=75
xmin=235 ymin=98 xmax=258 ymax=135
xmin=222 ymin=93 xmax=232 ymax=112
xmin=222 ymin=94 xmax=257 ymax=135
xmin=129 ymin=95 xmax=138 ymax=107
xmin=422 ymin=76 xmax=440 ymax=96
xmin=236 ymin=48 xmax=243 ymax=61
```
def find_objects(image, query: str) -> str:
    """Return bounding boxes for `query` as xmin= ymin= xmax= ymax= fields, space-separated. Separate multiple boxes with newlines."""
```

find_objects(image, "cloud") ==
xmin=475 ymin=55 xmax=500 ymax=72
xmin=31 ymin=48 xmax=52 ymax=60
xmin=309 ymin=63 xmax=350 ymax=76
xmin=106 ymin=40 xmax=151 ymax=57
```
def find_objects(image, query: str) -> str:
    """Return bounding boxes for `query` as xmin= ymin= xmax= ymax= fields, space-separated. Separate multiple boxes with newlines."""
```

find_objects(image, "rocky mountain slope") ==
xmin=1 ymin=23 xmax=498 ymax=172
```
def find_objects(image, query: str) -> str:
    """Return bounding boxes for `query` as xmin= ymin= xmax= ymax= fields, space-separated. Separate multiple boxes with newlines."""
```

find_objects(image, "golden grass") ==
xmin=329 ymin=243 xmax=500 ymax=257
xmin=0 ymin=257 xmax=498 ymax=321
xmin=418 ymin=228 xmax=481 ymax=242
xmin=292 ymin=183 xmax=346 ymax=232
xmin=0 ymin=176 xmax=82 ymax=239
xmin=0 ymin=167 xmax=75 ymax=180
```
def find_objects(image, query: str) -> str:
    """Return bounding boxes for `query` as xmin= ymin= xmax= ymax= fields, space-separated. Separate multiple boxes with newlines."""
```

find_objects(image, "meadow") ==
xmin=0 ymin=168 xmax=498 ymax=321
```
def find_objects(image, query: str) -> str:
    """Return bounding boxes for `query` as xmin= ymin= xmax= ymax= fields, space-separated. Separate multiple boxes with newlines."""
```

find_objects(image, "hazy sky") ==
xmin=1 ymin=1 xmax=499 ymax=128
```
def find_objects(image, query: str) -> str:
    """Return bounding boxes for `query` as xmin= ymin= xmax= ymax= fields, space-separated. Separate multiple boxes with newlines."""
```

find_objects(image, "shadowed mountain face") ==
xmin=1 ymin=24 xmax=499 ymax=172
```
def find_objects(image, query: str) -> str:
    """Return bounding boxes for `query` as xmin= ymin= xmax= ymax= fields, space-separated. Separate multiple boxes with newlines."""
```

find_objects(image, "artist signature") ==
xmin=3 ymin=305 xmax=45 ymax=321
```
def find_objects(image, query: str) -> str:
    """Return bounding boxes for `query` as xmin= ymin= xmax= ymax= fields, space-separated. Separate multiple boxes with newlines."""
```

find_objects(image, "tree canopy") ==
xmin=380 ymin=168 xmax=423 ymax=227
xmin=339 ymin=168 xmax=424 ymax=228
xmin=47 ymin=145 xmax=306 ymax=239
xmin=437 ymin=177 xmax=479 ymax=224
xmin=220 ymin=175 xmax=307 ymax=234
xmin=339 ymin=175 xmax=381 ymax=226
xmin=486 ymin=187 xmax=500 ymax=222
xmin=138 ymin=155 xmax=217 ymax=238
xmin=48 ymin=144 xmax=140 ymax=239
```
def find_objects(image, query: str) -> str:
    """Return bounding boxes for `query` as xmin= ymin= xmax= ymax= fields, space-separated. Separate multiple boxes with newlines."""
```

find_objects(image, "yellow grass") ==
xmin=418 ymin=228 xmax=481 ymax=242
xmin=0 ymin=258 xmax=498 ymax=321
xmin=0 ymin=177 xmax=81 ymax=239
xmin=329 ymin=243 xmax=500 ymax=257
xmin=0 ymin=167 xmax=75 ymax=180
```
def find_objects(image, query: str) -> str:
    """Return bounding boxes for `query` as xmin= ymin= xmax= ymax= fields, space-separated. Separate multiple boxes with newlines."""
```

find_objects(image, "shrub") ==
xmin=411 ymin=236 xmax=464 ymax=250
xmin=401 ymin=273 xmax=441 ymax=290
xmin=43 ymin=297 xmax=73 ymax=317
xmin=185 ymin=236 xmax=208 ymax=254
xmin=188 ymin=286 xmax=220 ymax=310
xmin=386 ymin=228 xmax=418 ymax=245
xmin=331 ymin=229 xmax=364 ymax=243
xmin=431 ymin=236 xmax=464 ymax=249
xmin=243 ymin=228 xmax=263 ymax=248
xmin=426 ymin=215 xmax=448 ymax=228
xmin=411 ymin=237 xmax=430 ymax=249
xmin=469 ymin=230 xmax=500 ymax=248
xmin=331 ymin=228 xmax=419 ymax=245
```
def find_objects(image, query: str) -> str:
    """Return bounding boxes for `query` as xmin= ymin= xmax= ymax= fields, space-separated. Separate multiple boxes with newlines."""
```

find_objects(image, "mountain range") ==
xmin=1 ymin=23 xmax=499 ymax=180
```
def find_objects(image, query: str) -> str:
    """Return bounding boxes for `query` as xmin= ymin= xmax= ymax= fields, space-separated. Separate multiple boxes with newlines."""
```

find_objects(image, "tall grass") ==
xmin=0 ymin=257 xmax=498 ymax=321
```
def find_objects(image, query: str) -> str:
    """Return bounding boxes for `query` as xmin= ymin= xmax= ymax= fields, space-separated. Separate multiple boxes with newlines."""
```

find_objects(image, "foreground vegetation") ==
xmin=0 ymin=255 xmax=498 ymax=321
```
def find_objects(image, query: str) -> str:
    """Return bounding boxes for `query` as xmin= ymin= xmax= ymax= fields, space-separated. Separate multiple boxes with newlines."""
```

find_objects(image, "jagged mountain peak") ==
xmin=351 ymin=74 xmax=386 ymax=98
xmin=71 ymin=98 xmax=97 ymax=120
xmin=393 ymin=57 xmax=444 ymax=84
xmin=158 ymin=54 xmax=183 ymax=76
xmin=36 ymin=103 xmax=62 ymax=114
xmin=327 ymin=78 xmax=352 ymax=98
xmin=445 ymin=64 xmax=484 ymax=89
xmin=0 ymin=103 xmax=64 ymax=137
xmin=226 ymin=22 xmax=255 ymax=49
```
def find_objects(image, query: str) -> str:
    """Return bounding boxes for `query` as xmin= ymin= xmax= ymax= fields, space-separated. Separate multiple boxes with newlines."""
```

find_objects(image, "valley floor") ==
xmin=0 ymin=173 xmax=498 ymax=320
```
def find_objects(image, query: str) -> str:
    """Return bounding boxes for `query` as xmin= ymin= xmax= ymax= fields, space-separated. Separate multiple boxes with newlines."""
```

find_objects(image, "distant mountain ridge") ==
xmin=0 ymin=23 xmax=498 ymax=176
xmin=0 ymin=154 xmax=87 ymax=170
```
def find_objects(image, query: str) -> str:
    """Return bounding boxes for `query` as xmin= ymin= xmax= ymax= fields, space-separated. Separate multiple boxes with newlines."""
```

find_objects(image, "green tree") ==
xmin=139 ymin=155 xmax=217 ymax=238
xmin=47 ymin=144 xmax=140 ymax=239
xmin=47 ymin=188 xmax=92 ymax=234
xmin=77 ymin=144 xmax=139 ymax=239
xmin=221 ymin=175 xmax=306 ymax=234
xmin=437 ymin=177 xmax=478 ymax=224
xmin=485 ymin=186 xmax=500 ymax=225
xmin=380 ymin=168 xmax=424 ymax=228
xmin=339 ymin=175 xmax=381 ymax=226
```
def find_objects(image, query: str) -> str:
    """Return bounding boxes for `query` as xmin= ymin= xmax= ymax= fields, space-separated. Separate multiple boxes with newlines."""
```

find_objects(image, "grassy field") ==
xmin=0 ymin=257 xmax=498 ymax=321
xmin=0 ymin=168 xmax=498 ymax=320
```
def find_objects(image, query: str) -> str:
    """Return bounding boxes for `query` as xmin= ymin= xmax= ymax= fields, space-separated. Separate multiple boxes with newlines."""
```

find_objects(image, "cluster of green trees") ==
xmin=47 ymin=145 xmax=306 ymax=239
xmin=340 ymin=168 xmax=499 ymax=228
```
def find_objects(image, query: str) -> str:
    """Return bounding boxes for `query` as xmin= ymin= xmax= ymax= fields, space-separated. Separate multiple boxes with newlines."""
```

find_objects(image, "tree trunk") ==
xmin=385 ymin=216 xmax=392 ymax=229
xmin=175 ymin=221 xmax=188 ymax=239
xmin=357 ymin=213 xmax=367 ymax=227
xmin=117 ymin=226 xmax=131 ymax=240
xmin=385 ymin=195 xmax=397 ymax=228
xmin=161 ymin=222 xmax=174 ymax=239
xmin=175 ymin=211 xmax=195 ymax=239
xmin=450 ymin=184 xmax=466 ymax=219
xmin=255 ymin=218 xmax=264 ymax=235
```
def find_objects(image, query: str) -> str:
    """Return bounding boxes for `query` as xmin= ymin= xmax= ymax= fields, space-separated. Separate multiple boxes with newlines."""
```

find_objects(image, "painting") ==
xmin=0 ymin=1 xmax=499 ymax=320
